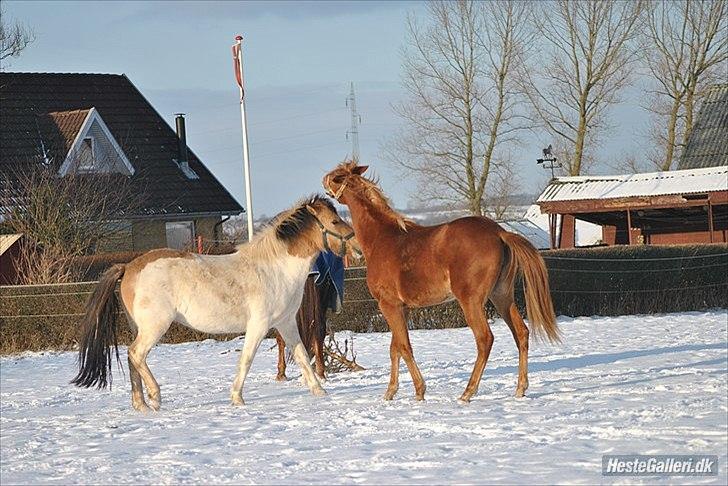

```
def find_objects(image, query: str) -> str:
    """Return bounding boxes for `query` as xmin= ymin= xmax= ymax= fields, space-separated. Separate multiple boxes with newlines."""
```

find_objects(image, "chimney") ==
xmin=175 ymin=113 xmax=188 ymax=166
xmin=173 ymin=113 xmax=198 ymax=179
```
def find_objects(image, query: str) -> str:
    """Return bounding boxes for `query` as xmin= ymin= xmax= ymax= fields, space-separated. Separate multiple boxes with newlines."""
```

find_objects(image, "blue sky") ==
xmin=4 ymin=0 xmax=648 ymax=217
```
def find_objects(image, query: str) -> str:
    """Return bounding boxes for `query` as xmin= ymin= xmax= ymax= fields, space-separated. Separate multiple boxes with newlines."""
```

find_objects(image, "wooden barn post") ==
xmin=626 ymin=209 xmax=633 ymax=245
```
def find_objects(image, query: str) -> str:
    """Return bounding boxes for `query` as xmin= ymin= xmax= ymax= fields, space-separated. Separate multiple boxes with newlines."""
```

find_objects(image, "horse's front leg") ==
xmin=277 ymin=319 xmax=326 ymax=397
xmin=383 ymin=338 xmax=400 ymax=400
xmin=379 ymin=300 xmax=426 ymax=401
xmin=230 ymin=318 xmax=269 ymax=406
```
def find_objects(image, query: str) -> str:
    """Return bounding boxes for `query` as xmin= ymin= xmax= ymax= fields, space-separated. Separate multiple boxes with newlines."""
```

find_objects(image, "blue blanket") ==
xmin=313 ymin=251 xmax=345 ymax=313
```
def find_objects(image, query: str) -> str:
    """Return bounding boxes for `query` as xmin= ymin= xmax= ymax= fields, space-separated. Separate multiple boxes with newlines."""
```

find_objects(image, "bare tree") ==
xmin=222 ymin=214 xmax=250 ymax=245
xmin=0 ymin=7 xmax=34 ymax=67
xmin=642 ymin=0 xmax=727 ymax=171
xmin=485 ymin=155 xmax=521 ymax=220
xmin=2 ymin=160 xmax=144 ymax=284
xmin=520 ymin=0 xmax=644 ymax=175
xmin=385 ymin=0 xmax=531 ymax=216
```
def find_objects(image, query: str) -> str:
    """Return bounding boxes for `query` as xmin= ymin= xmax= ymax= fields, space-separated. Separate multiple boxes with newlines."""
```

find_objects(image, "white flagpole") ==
xmin=233 ymin=35 xmax=255 ymax=241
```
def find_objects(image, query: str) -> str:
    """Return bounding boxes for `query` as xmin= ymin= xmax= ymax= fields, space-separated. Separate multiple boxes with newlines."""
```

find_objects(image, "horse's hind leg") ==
xmin=123 ymin=312 xmax=147 ymax=411
xmin=457 ymin=297 xmax=495 ymax=402
xmin=127 ymin=348 xmax=147 ymax=412
xmin=312 ymin=336 xmax=326 ymax=380
xmin=490 ymin=290 xmax=529 ymax=398
xmin=275 ymin=331 xmax=288 ymax=381
xmin=128 ymin=314 xmax=171 ymax=411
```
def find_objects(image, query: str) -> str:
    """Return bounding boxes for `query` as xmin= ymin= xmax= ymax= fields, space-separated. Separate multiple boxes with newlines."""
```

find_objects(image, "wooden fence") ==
xmin=2 ymin=244 xmax=726 ymax=354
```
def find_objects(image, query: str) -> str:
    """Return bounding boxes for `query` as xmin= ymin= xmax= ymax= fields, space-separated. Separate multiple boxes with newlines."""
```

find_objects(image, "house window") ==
xmin=78 ymin=137 xmax=95 ymax=170
xmin=165 ymin=221 xmax=195 ymax=250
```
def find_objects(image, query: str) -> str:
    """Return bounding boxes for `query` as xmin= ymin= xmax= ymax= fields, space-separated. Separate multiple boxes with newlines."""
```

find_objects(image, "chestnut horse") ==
xmin=323 ymin=161 xmax=559 ymax=402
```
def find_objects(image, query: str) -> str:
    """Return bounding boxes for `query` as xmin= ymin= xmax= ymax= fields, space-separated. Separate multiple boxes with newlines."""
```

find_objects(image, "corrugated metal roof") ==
xmin=498 ymin=219 xmax=550 ymax=249
xmin=537 ymin=166 xmax=728 ymax=203
xmin=0 ymin=234 xmax=22 ymax=255
xmin=678 ymin=84 xmax=728 ymax=170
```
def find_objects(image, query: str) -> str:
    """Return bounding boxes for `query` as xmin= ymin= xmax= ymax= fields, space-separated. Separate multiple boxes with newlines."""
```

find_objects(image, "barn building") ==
xmin=537 ymin=84 xmax=728 ymax=249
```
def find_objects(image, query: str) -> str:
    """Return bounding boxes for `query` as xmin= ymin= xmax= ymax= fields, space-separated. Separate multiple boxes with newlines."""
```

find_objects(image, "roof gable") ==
xmin=56 ymin=107 xmax=135 ymax=176
xmin=0 ymin=72 xmax=243 ymax=218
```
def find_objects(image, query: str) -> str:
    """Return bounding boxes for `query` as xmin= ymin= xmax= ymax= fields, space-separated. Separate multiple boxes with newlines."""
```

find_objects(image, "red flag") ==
xmin=231 ymin=43 xmax=243 ymax=94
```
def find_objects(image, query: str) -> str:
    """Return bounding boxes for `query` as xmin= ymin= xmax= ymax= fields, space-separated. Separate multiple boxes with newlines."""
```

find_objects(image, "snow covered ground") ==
xmin=2 ymin=311 xmax=726 ymax=484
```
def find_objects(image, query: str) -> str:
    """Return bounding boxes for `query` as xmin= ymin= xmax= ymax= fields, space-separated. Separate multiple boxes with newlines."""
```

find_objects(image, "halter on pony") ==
xmin=310 ymin=213 xmax=356 ymax=258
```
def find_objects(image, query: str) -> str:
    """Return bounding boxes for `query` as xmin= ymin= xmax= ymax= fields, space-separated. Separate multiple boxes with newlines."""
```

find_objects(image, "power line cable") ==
xmin=187 ymin=107 xmax=346 ymax=137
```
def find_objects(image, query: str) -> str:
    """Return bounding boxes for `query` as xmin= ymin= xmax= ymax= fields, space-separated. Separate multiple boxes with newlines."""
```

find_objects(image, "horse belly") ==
xmin=398 ymin=270 xmax=453 ymax=308
xmin=175 ymin=294 xmax=250 ymax=334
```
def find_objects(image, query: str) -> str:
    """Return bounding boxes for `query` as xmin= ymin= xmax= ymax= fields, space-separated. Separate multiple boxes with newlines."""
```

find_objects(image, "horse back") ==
xmin=365 ymin=216 xmax=506 ymax=307
xmin=121 ymin=249 xmax=262 ymax=333
xmin=119 ymin=248 xmax=195 ymax=313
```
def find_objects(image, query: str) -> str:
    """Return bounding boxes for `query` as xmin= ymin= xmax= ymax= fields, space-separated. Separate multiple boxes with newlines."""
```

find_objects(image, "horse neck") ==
xmin=345 ymin=192 xmax=400 ymax=255
xmin=239 ymin=229 xmax=316 ymax=280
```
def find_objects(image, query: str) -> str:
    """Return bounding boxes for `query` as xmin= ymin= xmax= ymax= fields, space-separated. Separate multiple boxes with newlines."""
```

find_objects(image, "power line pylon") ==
xmin=346 ymin=82 xmax=361 ymax=162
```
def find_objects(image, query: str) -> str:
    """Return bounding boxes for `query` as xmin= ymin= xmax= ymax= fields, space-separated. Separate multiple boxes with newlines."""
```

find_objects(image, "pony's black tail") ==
xmin=71 ymin=264 xmax=126 ymax=389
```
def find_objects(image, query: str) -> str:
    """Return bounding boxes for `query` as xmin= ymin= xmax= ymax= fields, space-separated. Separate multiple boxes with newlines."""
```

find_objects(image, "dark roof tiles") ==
xmin=0 ymin=72 xmax=243 ymax=217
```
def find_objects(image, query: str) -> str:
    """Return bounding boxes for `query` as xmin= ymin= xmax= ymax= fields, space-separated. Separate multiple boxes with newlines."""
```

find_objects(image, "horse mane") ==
xmin=275 ymin=194 xmax=334 ymax=242
xmin=235 ymin=194 xmax=333 ymax=260
xmin=342 ymin=164 xmax=412 ymax=232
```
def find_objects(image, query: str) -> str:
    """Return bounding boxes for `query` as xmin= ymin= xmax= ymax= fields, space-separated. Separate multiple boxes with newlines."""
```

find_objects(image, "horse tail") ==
xmin=71 ymin=264 xmax=126 ymax=389
xmin=295 ymin=275 xmax=318 ymax=359
xmin=499 ymin=232 xmax=560 ymax=343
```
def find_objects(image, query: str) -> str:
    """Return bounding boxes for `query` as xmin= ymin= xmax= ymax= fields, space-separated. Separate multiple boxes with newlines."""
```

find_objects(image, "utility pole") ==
xmin=346 ymin=82 xmax=361 ymax=162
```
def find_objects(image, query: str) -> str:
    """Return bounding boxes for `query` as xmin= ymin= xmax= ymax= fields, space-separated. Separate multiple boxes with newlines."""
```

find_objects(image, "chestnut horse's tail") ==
xmin=71 ymin=264 xmax=126 ymax=389
xmin=499 ymin=232 xmax=560 ymax=343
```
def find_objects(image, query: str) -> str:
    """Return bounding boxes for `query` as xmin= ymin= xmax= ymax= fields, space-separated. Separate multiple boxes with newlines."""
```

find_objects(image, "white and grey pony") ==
xmin=72 ymin=195 xmax=360 ymax=412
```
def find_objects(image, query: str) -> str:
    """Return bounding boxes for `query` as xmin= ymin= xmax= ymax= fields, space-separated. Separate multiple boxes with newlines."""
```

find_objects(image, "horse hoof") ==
xmin=458 ymin=395 xmax=471 ymax=403
xmin=383 ymin=390 xmax=397 ymax=401
xmin=515 ymin=390 xmax=526 ymax=398
xmin=133 ymin=402 xmax=154 ymax=413
xmin=415 ymin=394 xmax=426 ymax=402
xmin=148 ymin=398 xmax=161 ymax=411
xmin=231 ymin=396 xmax=245 ymax=406
xmin=312 ymin=387 xmax=327 ymax=397
xmin=275 ymin=374 xmax=288 ymax=382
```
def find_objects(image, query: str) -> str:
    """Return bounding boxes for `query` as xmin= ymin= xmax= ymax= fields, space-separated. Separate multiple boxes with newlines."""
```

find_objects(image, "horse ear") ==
xmin=305 ymin=204 xmax=318 ymax=215
xmin=353 ymin=165 xmax=368 ymax=175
